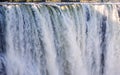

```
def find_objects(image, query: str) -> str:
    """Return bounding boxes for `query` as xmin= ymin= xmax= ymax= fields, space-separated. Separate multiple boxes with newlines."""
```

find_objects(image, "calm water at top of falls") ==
xmin=0 ymin=3 xmax=120 ymax=75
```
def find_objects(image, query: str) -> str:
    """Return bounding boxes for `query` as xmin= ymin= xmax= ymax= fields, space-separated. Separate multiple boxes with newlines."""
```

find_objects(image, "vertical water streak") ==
xmin=0 ymin=5 xmax=6 ymax=75
xmin=105 ymin=5 xmax=120 ymax=75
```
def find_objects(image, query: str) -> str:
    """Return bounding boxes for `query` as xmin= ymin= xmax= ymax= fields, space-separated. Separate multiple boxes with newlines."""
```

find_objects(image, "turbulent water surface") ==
xmin=0 ymin=4 xmax=120 ymax=75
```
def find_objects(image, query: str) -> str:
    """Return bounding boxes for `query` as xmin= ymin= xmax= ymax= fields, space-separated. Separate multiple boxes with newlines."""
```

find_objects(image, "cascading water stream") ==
xmin=0 ymin=3 xmax=120 ymax=75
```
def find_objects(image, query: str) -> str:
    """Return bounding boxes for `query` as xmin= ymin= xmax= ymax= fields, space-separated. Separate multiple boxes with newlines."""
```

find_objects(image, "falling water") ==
xmin=0 ymin=3 xmax=120 ymax=75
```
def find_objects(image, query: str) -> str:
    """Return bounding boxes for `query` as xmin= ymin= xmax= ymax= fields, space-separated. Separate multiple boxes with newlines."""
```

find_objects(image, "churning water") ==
xmin=0 ymin=3 xmax=120 ymax=75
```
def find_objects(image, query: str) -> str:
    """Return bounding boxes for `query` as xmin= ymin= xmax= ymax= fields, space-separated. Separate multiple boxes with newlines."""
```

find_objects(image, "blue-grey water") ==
xmin=0 ymin=4 xmax=120 ymax=75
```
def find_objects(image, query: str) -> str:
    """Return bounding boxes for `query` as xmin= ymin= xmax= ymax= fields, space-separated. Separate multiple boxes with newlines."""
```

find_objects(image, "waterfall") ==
xmin=0 ymin=4 xmax=120 ymax=75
